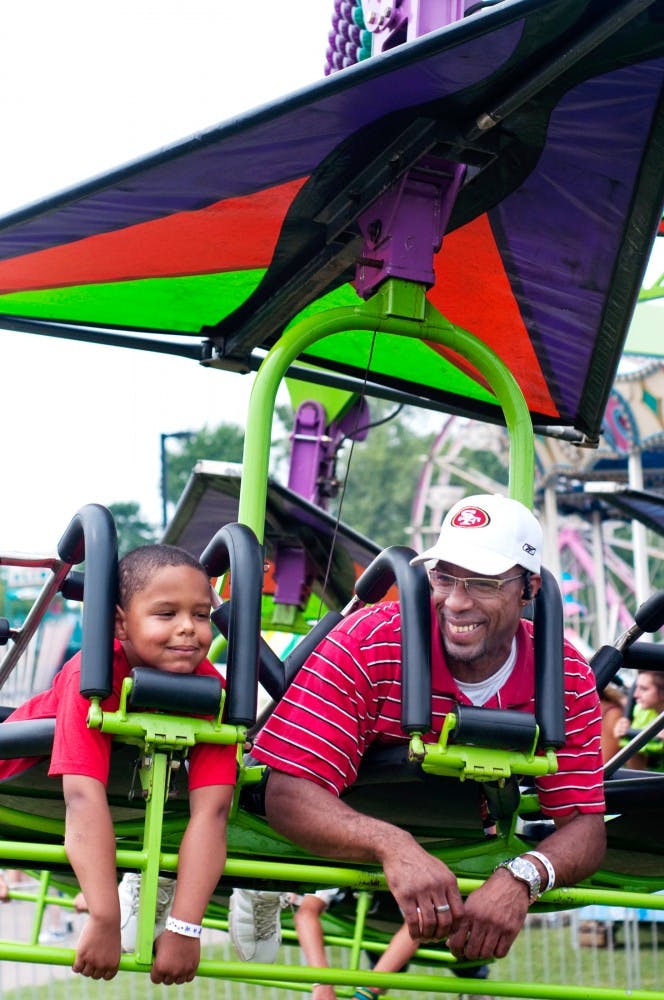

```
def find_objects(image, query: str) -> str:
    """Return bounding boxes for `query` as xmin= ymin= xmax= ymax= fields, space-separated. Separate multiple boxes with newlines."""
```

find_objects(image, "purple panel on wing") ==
xmin=493 ymin=59 xmax=664 ymax=420
xmin=0 ymin=19 xmax=523 ymax=261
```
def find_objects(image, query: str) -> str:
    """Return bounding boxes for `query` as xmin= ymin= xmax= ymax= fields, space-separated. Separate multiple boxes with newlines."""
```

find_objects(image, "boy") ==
xmin=0 ymin=544 xmax=237 ymax=985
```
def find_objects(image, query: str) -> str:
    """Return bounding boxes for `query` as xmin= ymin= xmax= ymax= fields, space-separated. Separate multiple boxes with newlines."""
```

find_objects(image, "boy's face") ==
xmin=115 ymin=564 xmax=213 ymax=673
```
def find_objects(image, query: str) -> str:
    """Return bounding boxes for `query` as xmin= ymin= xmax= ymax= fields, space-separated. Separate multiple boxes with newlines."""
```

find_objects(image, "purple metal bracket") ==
xmin=274 ymin=397 xmax=370 ymax=609
xmin=287 ymin=400 xmax=328 ymax=504
xmin=273 ymin=545 xmax=312 ymax=608
xmin=354 ymin=157 xmax=466 ymax=299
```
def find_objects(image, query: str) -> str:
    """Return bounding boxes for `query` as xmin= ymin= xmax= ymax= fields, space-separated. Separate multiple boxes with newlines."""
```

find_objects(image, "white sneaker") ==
xmin=228 ymin=888 xmax=289 ymax=962
xmin=38 ymin=922 xmax=74 ymax=944
xmin=119 ymin=872 xmax=177 ymax=953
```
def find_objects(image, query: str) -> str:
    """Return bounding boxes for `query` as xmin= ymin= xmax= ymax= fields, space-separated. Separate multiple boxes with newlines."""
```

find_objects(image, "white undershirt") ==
xmin=454 ymin=637 xmax=517 ymax=706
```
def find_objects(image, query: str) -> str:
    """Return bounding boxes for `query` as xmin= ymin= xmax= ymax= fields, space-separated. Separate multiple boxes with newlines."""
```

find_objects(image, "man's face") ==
xmin=115 ymin=564 xmax=213 ymax=673
xmin=430 ymin=561 xmax=537 ymax=681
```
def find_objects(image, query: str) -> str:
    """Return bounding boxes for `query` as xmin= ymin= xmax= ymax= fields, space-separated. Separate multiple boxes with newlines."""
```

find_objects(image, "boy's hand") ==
xmin=151 ymin=930 xmax=200 ymax=985
xmin=72 ymin=916 xmax=121 ymax=980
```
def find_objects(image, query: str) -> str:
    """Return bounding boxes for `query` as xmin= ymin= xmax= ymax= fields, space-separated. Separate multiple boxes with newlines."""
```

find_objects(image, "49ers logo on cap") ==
xmin=451 ymin=506 xmax=490 ymax=528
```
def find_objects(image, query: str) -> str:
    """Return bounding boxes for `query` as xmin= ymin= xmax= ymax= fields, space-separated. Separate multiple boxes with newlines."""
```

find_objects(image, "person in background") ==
xmin=613 ymin=670 xmax=664 ymax=770
xmin=599 ymin=682 xmax=626 ymax=763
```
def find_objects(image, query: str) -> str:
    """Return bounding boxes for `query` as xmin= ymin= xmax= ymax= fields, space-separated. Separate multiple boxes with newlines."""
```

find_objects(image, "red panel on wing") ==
xmin=0 ymin=177 xmax=308 ymax=293
xmin=428 ymin=214 xmax=559 ymax=417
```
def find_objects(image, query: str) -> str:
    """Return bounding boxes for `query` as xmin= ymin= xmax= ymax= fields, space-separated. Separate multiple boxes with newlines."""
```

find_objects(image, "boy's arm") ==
xmin=151 ymin=784 xmax=233 ymax=986
xmin=62 ymin=774 xmax=121 ymax=980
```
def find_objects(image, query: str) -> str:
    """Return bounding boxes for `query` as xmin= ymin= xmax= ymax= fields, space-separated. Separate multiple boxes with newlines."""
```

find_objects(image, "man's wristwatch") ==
xmin=496 ymin=856 xmax=541 ymax=902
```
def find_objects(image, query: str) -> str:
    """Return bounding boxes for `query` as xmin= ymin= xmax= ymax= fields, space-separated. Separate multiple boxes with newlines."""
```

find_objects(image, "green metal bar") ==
xmin=1 ymin=840 xmax=662 ymax=911
xmin=239 ymin=279 xmax=534 ymax=539
xmin=348 ymin=890 xmax=371 ymax=969
xmin=132 ymin=749 xmax=169 ymax=967
xmin=1 ymin=943 xmax=660 ymax=1000
xmin=0 ymin=803 xmax=65 ymax=836
xmin=28 ymin=869 xmax=50 ymax=946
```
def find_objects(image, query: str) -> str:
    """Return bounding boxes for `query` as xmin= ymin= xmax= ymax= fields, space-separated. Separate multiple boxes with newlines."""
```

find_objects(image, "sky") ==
xmin=0 ymin=2 xmax=662 ymax=556
xmin=0 ymin=0 xmax=333 ymax=551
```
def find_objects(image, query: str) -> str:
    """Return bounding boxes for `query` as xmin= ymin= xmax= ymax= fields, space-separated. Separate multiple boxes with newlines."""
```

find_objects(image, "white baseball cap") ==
xmin=410 ymin=494 xmax=542 ymax=575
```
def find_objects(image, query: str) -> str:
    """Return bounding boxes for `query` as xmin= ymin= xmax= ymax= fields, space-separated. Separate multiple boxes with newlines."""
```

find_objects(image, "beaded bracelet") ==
xmin=165 ymin=916 xmax=202 ymax=938
xmin=524 ymin=850 xmax=556 ymax=893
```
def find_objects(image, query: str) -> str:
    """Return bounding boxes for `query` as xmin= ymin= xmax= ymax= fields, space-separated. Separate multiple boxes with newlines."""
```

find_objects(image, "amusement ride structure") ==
xmin=0 ymin=1 xmax=663 ymax=997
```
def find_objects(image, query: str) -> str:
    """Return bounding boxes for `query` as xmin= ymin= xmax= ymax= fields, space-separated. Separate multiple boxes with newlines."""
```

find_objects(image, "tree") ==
xmin=330 ymin=403 xmax=436 ymax=548
xmin=164 ymin=424 xmax=246 ymax=509
xmin=158 ymin=408 xmax=435 ymax=549
xmin=108 ymin=502 xmax=158 ymax=558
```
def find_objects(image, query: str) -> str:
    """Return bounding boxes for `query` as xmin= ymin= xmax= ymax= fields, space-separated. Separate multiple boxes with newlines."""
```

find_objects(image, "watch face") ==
xmin=511 ymin=858 xmax=532 ymax=878
xmin=506 ymin=857 xmax=540 ymax=899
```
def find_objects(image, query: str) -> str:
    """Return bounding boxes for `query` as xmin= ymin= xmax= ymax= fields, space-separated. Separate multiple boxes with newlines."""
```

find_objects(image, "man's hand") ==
xmin=378 ymin=830 xmax=464 ymax=942
xmin=72 ymin=916 xmax=121 ymax=980
xmin=266 ymin=772 xmax=465 ymax=941
xmin=446 ymin=868 xmax=530 ymax=961
xmin=151 ymin=930 xmax=200 ymax=985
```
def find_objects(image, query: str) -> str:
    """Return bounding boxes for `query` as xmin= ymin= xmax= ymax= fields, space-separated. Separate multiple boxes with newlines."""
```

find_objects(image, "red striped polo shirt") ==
xmin=253 ymin=602 xmax=605 ymax=817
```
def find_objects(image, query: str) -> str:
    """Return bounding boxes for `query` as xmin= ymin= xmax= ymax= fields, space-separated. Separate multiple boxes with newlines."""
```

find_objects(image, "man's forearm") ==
xmin=265 ymin=770 xmax=401 ymax=865
xmin=526 ymin=812 xmax=606 ymax=889
xmin=264 ymin=770 xmax=465 ymax=943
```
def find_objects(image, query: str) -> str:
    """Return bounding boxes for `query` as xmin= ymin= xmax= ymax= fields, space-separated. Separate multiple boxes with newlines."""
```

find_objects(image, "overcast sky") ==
xmin=0 ymin=1 xmax=333 ymax=551
xmin=1 ymin=2 xmax=662 ymax=556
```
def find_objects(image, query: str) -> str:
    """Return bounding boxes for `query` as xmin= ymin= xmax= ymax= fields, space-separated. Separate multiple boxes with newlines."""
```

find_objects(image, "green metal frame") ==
xmin=239 ymin=279 xmax=534 ymax=538
xmin=0 ymin=279 xmax=663 ymax=996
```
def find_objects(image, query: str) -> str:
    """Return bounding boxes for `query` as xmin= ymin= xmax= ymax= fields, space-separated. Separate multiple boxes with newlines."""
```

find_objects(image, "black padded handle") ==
xmin=57 ymin=504 xmax=118 ymax=699
xmin=452 ymin=705 xmax=538 ymax=751
xmin=623 ymin=641 xmax=664 ymax=671
xmin=201 ymin=523 xmax=262 ymax=727
xmin=59 ymin=570 xmax=85 ymax=602
xmin=591 ymin=645 xmax=624 ymax=693
xmin=634 ymin=589 xmax=664 ymax=635
xmin=355 ymin=546 xmax=431 ymax=734
xmin=129 ymin=667 xmax=222 ymax=715
xmin=0 ymin=719 xmax=56 ymax=757
xmin=532 ymin=567 xmax=565 ymax=748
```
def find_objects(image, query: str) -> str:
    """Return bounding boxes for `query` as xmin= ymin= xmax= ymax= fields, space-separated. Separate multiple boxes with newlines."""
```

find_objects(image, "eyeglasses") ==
xmin=429 ymin=569 xmax=525 ymax=599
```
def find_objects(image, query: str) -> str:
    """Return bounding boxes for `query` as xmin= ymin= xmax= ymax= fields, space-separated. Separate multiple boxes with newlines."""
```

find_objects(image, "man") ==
xmin=249 ymin=494 xmax=606 ymax=963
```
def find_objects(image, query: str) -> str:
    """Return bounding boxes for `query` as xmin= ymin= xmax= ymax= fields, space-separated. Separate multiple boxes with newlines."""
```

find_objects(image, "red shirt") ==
xmin=0 ymin=639 xmax=236 ymax=789
xmin=253 ymin=602 xmax=605 ymax=817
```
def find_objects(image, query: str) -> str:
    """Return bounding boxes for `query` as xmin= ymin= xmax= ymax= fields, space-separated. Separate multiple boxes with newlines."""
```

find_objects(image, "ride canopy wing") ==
xmin=0 ymin=0 xmax=663 ymax=439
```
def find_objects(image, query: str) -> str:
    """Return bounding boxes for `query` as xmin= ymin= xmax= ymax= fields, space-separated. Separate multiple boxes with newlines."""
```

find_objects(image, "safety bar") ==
xmin=355 ymin=546 xmax=431 ymax=735
xmin=201 ymin=523 xmax=263 ymax=726
xmin=593 ymin=587 xmax=664 ymax=692
xmin=57 ymin=504 xmax=117 ymax=699
xmin=533 ymin=567 xmax=565 ymax=748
